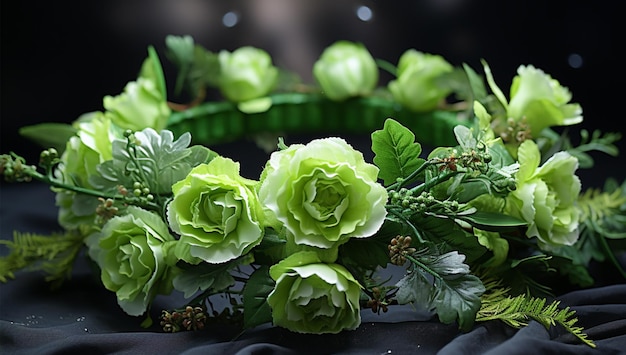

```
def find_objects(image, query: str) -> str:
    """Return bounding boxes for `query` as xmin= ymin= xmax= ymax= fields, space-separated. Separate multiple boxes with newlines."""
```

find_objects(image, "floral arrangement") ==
xmin=2 ymin=35 xmax=625 ymax=347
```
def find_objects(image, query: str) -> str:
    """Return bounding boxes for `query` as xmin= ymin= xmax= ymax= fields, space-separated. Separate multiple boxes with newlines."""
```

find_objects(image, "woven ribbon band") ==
xmin=167 ymin=93 xmax=465 ymax=148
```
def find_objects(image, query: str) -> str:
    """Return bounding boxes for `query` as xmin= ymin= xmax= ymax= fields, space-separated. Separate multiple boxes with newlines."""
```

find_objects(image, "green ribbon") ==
xmin=167 ymin=92 xmax=467 ymax=148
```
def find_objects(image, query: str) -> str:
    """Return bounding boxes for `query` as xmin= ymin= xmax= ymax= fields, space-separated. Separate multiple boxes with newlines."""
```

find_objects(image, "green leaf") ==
xmin=243 ymin=266 xmax=274 ymax=329
xmin=433 ymin=272 xmax=485 ymax=331
xmin=462 ymin=63 xmax=487 ymax=102
xmin=141 ymin=45 xmax=167 ymax=101
xmin=457 ymin=211 xmax=527 ymax=232
xmin=90 ymin=129 xmax=216 ymax=197
xmin=454 ymin=125 xmax=476 ymax=151
xmin=473 ymin=228 xmax=509 ymax=267
xmin=413 ymin=214 xmax=487 ymax=263
xmin=193 ymin=45 xmax=221 ymax=89
xmin=172 ymin=262 xmax=236 ymax=299
xmin=165 ymin=36 xmax=220 ymax=98
xmin=252 ymin=229 xmax=287 ymax=265
xmin=339 ymin=234 xmax=391 ymax=270
xmin=481 ymin=59 xmax=508 ymax=110
xmin=165 ymin=35 xmax=195 ymax=68
xmin=395 ymin=249 xmax=485 ymax=331
xmin=19 ymin=123 xmax=77 ymax=152
xmin=165 ymin=35 xmax=195 ymax=96
xmin=256 ymin=229 xmax=287 ymax=250
xmin=500 ymin=255 xmax=555 ymax=297
xmin=394 ymin=271 xmax=434 ymax=311
xmin=371 ymin=118 xmax=425 ymax=186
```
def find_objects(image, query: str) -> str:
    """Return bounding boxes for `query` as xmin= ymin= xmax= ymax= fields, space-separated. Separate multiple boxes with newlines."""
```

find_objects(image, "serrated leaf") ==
xmin=395 ymin=271 xmax=435 ymax=312
xmin=371 ymin=118 xmax=425 ymax=186
xmin=432 ymin=272 xmax=486 ymax=331
xmin=395 ymin=249 xmax=485 ymax=331
xmin=90 ymin=128 xmax=215 ymax=196
xmin=243 ymin=266 xmax=274 ymax=329
xmin=19 ymin=123 xmax=77 ymax=152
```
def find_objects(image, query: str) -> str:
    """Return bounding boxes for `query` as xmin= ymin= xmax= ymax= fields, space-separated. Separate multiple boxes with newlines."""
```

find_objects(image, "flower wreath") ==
xmin=1 ymin=35 xmax=624 ymax=347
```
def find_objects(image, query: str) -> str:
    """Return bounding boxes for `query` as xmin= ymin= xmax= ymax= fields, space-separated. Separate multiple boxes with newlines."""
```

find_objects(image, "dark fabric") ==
xmin=1 ymin=183 xmax=625 ymax=355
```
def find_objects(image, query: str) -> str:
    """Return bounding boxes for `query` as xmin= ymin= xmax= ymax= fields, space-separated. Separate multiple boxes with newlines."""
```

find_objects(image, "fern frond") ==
xmin=578 ymin=183 xmax=626 ymax=225
xmin=0 ymin=231 xmax=85 ymax=289
xmin=477 ymin=289 xmax=596 ymax=348
xmin=576 ymin=179 xmax=626 ymax=279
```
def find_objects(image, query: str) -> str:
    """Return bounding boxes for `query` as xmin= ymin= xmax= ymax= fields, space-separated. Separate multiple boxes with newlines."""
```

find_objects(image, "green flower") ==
xmin=103 ymin=77 xmax=171 ymax=131
xmin=388 ymin=49 xmax=454 ymax=112
xmin=86 ymin=206 xmax=178 ymax=316
xmin=267 ymin=251 xmax=362 ymax=334
xmin=167 ymin=156 xmax=265 ymax=264
xmin=312 ymin=41 xmax=378 ymax=101
xmin=58 ymin=112 xmax=118 ymax=186
xmin=55 ymin=113 xmax=121 ymax=231
xmin=259 ymin=137 xmax=387 ymax=250
xmin=217 ymin=46 xmax=278 ymax=102
xmin=505 ymin=140 xmax=581 ymax=248
xmin=506 ymin=65 xmax=583 ymax=135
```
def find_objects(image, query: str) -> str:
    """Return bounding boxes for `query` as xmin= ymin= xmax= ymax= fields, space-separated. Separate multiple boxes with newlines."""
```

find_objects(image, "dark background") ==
xmin=0 ymin=1 xmax=621 ymax=187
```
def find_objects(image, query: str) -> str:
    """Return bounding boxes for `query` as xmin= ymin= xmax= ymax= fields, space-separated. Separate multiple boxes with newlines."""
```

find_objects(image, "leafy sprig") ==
xmin=565 ymin=129 xmax=622 ymax=169
xmin=477 ymin=281 xmax=596 ymax=348
xmin=0 ymin=231 xmax=84 ymax=289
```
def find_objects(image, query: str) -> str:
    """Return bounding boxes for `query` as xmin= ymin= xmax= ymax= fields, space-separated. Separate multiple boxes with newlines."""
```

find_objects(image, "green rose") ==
xmin=312 ymin=40 xmax=379 ymax=101
xmin=103 ymin=77 xmax=171 ymax=131
xmin=167 ymin=156 xmax=265 ymax=264
xmin=217 ymin=46 xmax=278 ymax=102
xmin=506 ymin=65 xmax=583 ymax=135
xmin=258 ymin=137 xmax=387 ymax=250
xmin=86 ymin=206 xmax=178 ymax=316
xmin=505 ymin=140 xmax=581 ymax=248
xmin=267 ymin=251 xmax=362 ymax=334
xmin=55 ymin=113 xmax=121 ymax=231
xmin=388 ymin=49 xmax=454 ymax=112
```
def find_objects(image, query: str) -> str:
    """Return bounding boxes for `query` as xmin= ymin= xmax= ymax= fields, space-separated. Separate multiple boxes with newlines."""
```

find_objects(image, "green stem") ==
xmin=126 ymin=143 xmax=153 ymax=189
xmin=386 ymin=210 xmax=425 ymax=244
xmin=27 ymin=169 xmax=161 ymax=212
xmin=404 ymin=253 xmax=443 ymax=282
xmin=387 ymin=160 xmax=435 ymax=192
xmin=375 ymin=58 xmax=397 ymax=77
xmin=411 ymin=170 xmax=462 ymax=195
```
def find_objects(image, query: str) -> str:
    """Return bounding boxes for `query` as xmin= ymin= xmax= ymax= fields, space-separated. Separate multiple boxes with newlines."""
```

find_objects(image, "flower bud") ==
xmin=217 ymin=46 xmax=279 ymax=102
xmin=313 ymin=41 xmax=378 ymax=101
xmin=388 ymin=49 xmax=453 ymax=112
